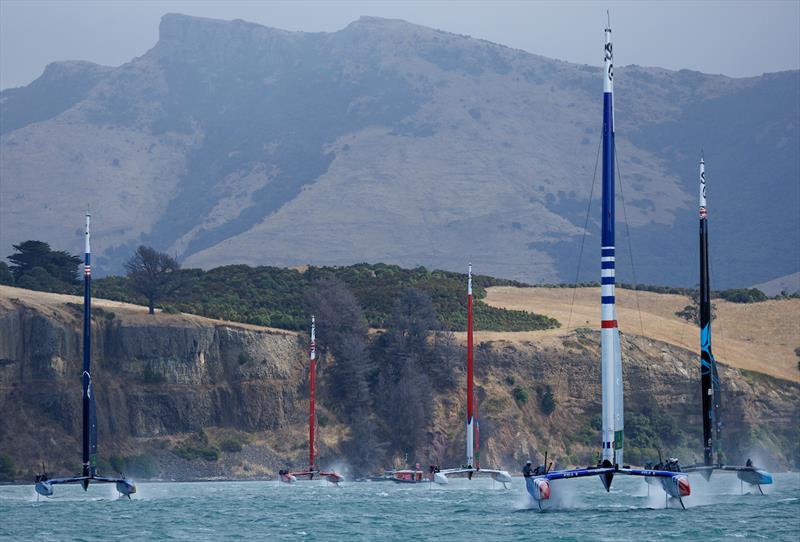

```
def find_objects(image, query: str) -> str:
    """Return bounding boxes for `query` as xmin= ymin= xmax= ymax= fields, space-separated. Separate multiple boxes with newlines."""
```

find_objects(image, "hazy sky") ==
xmin=1 ymin=0 xmax=799 ymax=90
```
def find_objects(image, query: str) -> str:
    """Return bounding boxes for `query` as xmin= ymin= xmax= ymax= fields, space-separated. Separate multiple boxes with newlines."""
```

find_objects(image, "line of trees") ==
xmin=1 ymin=240 xmax=556 ymax=332
xmin=304 ymin=277 xmax=461 ymax=475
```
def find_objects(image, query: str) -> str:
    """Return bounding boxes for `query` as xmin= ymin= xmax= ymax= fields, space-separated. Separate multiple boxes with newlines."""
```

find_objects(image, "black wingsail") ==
xmin=34 ymin=214 xmax=136 ymax=498
xmin=685 ymin=158 xmax=773 ymax=490
xmin=698 ymin=157 xmax=721 ymax=467
xmin=82 ymin=215 xmax=97 ymax=487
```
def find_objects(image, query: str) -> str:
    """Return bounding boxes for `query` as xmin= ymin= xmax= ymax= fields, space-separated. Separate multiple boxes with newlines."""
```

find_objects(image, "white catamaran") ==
xmin=433 ymin=264 xmax=512 ymax=487
xmin=34 ymin=214 xmax=137 ymax=499
xmin=524 ymin=18 xmax=691 ymax=510
xmin=279 ymin=316 xmax=344 ymax=484
xmin=680 ymin=157 xmax=773 ymax=494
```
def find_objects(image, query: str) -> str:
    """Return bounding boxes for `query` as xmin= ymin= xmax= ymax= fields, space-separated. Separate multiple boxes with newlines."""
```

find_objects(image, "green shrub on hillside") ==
xmin=540 ymin=385 xmax=556 ymax=415
xmin=220 ymin=438 xmax=244 ymax=453
xmin=173 ymin=445 xmax=220 ymax=462
xmin=91 ymin=262 xmax=556 ymax=332
xmin=513 ymin=386 xmax=529 ymax=406
xmin=717 ymin=288 xmax=768 ymax=303
xmin=172 ymin=429 xmax=220 ymax=461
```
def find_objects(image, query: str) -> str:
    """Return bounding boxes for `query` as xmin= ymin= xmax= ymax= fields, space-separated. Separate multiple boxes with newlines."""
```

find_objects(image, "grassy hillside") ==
xmin=483 ymin=286 xmax=800 ymax=382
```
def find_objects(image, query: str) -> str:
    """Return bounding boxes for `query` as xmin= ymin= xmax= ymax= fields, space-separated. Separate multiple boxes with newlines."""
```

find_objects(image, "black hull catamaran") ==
xmin=433 ymin=264 xmax=512 ymax=487
xmin=682 ymin=157 xmax=773 ymax=494
xmin=34 ymin=214 xmax=136 ymax=499
xmin=524 ymin=16 xmax=690 ymax=510
xmin=279 ymin=316 xmax=343 ymax=484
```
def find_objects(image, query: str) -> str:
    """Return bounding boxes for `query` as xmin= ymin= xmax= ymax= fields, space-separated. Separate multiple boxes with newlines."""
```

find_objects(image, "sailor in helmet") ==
xmin=522 ymin=460 xmax=534 ymax=478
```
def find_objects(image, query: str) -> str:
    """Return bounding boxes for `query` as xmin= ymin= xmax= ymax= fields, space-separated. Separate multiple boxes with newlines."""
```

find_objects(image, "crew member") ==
xmin=522 ymin=460 xmax=534 ymax=477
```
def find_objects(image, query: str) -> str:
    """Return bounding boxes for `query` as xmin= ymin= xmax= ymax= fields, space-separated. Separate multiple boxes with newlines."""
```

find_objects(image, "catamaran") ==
xmin=34 ymin=214 xmax=137 ymax=499
xmin=433 ymin=264 xmax=512 ymax=487
xmin=279 ymin=316 xmax=344 ymax=484
xmin=681 ymin=157 xmax=773 ymax=494
xmin=524 ymin=18 xmax=691 ymax=510
xmin=369 ymin=464 xmax=429 ymax=484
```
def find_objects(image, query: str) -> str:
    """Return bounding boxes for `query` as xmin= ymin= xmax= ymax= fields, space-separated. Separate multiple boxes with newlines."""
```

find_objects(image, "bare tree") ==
xmin=125 ymin=246 xmax=182 ymax=314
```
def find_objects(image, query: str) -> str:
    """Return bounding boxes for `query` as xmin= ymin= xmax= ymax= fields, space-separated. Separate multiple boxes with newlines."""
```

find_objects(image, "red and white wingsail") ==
xmin=434 ymin=264 xmax=511 ymax=486
xmin=279 ymin=316 xmax=343 ymax=484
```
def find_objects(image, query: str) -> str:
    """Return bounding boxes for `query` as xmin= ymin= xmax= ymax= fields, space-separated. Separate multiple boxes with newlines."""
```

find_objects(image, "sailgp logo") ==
xmin=605 ymin=42 xmax=613 ymax=82
xmin=700 ymin=170 xmax=707 ymax=217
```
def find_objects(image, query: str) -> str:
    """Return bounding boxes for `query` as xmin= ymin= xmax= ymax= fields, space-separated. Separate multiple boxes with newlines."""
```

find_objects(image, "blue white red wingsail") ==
xmin=34 ymin=214 xmax=137 ymax=499
xmin=434 ymin=264 xmax=512 ymax=487
xmin=524 ymin=17 xmax=690 ymax=509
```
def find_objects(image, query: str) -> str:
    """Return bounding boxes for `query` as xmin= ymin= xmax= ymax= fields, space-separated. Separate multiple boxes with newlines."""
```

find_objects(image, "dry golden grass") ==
xmin=0 ymin=285 xmax=296 ymax=335
xmin=482 ymin=286 xmax=800 ymax=382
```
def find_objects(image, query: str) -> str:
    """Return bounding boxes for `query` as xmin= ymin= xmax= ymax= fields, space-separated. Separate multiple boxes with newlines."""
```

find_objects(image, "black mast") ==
xmin=699 ymin=157 xmax=721 ymax=467
xmin=82 ymin=212 xmax=97 ymax=489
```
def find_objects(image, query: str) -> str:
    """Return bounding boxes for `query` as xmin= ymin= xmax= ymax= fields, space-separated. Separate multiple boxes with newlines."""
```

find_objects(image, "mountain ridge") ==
xmin=1 ymin=13 xmax=797 ymax=287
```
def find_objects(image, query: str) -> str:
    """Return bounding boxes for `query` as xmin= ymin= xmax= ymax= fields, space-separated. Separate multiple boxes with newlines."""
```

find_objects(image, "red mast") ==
xmin=466 ymin=264 xmax=475 ymax=467
xmin=309 ymin=315 xmax=316 ymax=473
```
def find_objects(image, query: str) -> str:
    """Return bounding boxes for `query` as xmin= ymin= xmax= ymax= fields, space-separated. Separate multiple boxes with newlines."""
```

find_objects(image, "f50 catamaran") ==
xmin=34 ymin=214 xmax=137 ymax=499
xmin=524 ymin=18 xmax=691 ymax=510
xmin=433 ymin=264 xmax=512 ymax=487
xmin=279 ymin=316 xmax=343 ymax=484
xmin=682 ymin=157 xmax=773 ymax=493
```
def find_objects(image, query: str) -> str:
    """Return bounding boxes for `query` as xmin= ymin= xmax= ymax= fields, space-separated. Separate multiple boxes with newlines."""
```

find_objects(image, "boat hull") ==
xmin=737 ymin=469 xmax=772 ymax=486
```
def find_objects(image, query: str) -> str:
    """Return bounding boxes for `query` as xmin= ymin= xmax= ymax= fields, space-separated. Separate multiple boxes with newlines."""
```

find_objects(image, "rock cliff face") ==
xmin=0 ymin=287 xmax=308 ymax=479
xmin=0 ymin=286 xmax=797 ymax=481
xmin=448 ymin=332 xmax=799 ymax=472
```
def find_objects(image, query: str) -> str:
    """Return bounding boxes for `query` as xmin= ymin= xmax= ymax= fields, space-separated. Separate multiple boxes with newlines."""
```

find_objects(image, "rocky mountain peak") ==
xmin=1 ymin=14 xmax=797 ymax=288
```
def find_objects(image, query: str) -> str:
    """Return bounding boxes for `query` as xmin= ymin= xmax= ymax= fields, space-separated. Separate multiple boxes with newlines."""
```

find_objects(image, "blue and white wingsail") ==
xmin=524 ymin=17 xmax=690 ymax=509
xmin=34 ymin=214 xmax=137 ymax=499
xmin=682 ymin=158 xmax=773 ymax=493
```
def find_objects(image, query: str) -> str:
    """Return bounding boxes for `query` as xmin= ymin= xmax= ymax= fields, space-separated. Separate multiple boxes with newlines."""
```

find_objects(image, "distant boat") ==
xmin=433 ymin=264 xmax=512 ymax=487
xmin=524 ymin=16 xmax=691 ymax=510
xmin=681 ymin=156 xmax=773 ymax=494
xmin=368 ymin=465 xmax=430 ymax=484
xmin=34 ymin=213 xmax=137 ymax=499
xmin=278 ymin=316 xmax=343 ymax=484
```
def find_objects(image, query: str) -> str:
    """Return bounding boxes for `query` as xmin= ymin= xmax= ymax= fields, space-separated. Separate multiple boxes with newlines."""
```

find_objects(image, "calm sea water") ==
xmin=1 ymin=473 xmax=797 ymax=541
